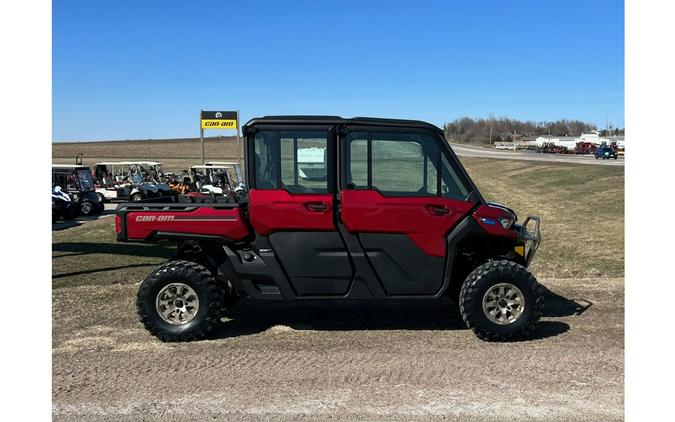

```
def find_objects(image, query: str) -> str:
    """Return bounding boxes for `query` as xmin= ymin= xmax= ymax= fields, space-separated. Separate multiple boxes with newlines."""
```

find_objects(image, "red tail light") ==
xmin=115 ymin=215 xmax=121 ymax=233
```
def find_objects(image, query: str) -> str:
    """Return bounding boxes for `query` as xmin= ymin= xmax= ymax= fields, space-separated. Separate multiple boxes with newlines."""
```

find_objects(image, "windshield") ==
xmin=75 ymin=169 xmax=95 ymax=191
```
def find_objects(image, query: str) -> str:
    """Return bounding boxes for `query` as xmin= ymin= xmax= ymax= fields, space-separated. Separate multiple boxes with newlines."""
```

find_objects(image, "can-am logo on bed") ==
xmin=135 ymin=215 xmax=175 ymax=222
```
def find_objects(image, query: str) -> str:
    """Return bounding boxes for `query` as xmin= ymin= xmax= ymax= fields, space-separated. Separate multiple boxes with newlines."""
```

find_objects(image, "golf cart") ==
xmin=51 ymin=164 xmax=104 ymax=216
xmin=204 ymin=161 xmax=244 ymax=185
xmin=135 ymin=161 xmax=175 ymax=196
xmin=188 ymin=163 xmax=241 ymax=196
xmin=94 ymin=162 xmax=171 ymax=202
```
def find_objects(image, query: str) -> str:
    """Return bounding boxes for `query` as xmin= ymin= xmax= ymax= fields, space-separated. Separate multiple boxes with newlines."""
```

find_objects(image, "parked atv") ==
xmin=51 ymin=185 xmax=76 ymax=222
xmin=117 ymin=116 xmax=543 ymax=342
xmin=52 ymin=164 xmax=104 ymax=216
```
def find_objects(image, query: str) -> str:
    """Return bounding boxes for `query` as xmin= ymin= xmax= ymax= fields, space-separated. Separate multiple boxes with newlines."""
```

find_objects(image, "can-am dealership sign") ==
xmin=201 ymin=111 xmax=238 ymax=129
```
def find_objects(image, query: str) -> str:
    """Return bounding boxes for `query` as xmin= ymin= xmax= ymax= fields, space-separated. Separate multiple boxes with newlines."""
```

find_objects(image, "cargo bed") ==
xmin=115 ymin=195 xmax=250 ymax=243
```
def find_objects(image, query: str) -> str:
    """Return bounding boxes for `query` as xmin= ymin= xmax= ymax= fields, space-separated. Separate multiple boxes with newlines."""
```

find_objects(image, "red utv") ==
xmin=116 ymin=116 xmax=543 ymax=342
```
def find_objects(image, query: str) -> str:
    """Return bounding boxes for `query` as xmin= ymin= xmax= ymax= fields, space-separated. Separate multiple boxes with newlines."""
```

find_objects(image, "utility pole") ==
xmin=489 ymin=125 xmax=493 ymax=144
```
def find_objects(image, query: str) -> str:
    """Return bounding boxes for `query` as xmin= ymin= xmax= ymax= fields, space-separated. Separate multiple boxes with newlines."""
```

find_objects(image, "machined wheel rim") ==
xmin=482 ymin=283 xmax=525 ymax=325
xmin=155 ymin=283 xmax=200 ymax=325
xmin=81 ymin=203 xmax=92 ymax=214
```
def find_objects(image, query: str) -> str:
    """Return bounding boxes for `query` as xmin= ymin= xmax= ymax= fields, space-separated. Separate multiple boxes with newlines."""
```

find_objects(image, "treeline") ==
xmin=443 ymin=116 xmax=624 ymax=143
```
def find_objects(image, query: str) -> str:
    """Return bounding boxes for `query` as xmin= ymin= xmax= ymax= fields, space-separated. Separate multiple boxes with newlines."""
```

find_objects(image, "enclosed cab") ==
xmin=117 ymin=116 xmax=542 ymax=342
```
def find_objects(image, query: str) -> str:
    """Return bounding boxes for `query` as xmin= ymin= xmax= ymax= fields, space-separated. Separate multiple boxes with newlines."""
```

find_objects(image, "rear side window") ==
xmin=254 ymin=131 xmax=278 ymax=189
xmin=253 ymin=130 xmax=328 ymax=193
xmin=280 ymin=131 xmax=327 ymax=193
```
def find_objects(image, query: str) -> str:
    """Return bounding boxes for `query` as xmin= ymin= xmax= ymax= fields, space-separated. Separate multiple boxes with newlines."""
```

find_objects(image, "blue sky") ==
xmin=53 ymin=0 xmax=624 ymax=141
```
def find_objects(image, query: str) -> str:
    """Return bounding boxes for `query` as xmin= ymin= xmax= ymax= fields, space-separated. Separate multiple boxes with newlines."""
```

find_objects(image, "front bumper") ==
xmin=514 ymin=215 xmax=542 ymax=266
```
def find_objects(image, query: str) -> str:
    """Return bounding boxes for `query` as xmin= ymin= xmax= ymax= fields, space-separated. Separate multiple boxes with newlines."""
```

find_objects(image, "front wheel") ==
xmin=137 ymin=260 xmax=224 ymax=342
xmin=459 ymin=260 xmax=543 ymax=341
xmin=130 ymin=193 xmax=143 ymax=202
xmin=79 ymin=200 xmax=95 ymax=216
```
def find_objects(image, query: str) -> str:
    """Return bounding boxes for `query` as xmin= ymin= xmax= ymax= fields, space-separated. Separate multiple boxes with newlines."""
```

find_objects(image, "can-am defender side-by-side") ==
xmin=52 ymin=164 xmax=104 ymax=216
xmin=116 ymin=116 xmax=542 ymax=342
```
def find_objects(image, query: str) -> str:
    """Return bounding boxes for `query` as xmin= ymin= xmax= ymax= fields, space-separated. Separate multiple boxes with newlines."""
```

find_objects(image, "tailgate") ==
xmin=116 ymin=201 xmax=250 ymax=243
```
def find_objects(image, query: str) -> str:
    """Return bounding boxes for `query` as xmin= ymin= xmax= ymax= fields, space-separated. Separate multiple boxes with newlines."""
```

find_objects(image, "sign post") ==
xmin=200 ymin=109 xmax=205 ymax=163
xmin=199 ymin=110 xmax=239 ymax=165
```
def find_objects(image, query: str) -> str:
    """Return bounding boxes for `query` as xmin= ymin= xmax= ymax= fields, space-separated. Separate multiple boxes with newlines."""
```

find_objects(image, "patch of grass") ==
xmin=52 ymin=217 xmax=174 ymax=288
xmin=461 ymin=158 xmax=624 ymax=278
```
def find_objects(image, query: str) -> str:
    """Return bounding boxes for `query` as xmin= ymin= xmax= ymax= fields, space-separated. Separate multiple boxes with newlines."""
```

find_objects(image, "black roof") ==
xmin=243 ymin=115 xmax=443 ymax=134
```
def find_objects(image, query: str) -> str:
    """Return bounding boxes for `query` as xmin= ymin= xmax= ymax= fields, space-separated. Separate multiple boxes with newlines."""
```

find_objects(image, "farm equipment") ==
xmin=536 ymin=142 xmax=564 ymax=154
xmin=52 ymin=164 xmax=104 ymax=216
xmin=117 ymin=116 xmax=543 ymax=342
xmin=575 ymin=142 xmax=597 ymax=155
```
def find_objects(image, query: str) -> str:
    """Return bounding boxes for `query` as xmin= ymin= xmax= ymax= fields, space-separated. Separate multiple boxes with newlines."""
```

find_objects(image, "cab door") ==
xmin=339 ymin=129 xmax=477 ymax=295
xmin=247 ymin=126 xmax=353 ymax=296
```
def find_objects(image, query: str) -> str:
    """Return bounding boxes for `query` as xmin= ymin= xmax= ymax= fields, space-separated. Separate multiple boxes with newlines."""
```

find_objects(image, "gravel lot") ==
xmin=53 ymin=277 xmax=623 ymax=421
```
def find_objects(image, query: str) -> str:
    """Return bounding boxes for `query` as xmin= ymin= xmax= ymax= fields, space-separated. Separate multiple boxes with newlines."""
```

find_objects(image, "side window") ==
xmin=440 ymin=153 xmax=470 ymax=200
xmin=372 ymin=139 xmax=422 ymax=194
xmin=280 ymin=131 xmax=328 ymax=193
xmin=370 ymin=133 xmax=438 ymax=196
xmin=254 ymin=131 xmax=278 ymax=189
xmin=346 ymin=132 xmax=368 ymax=189
xmin=344 ymin=131 xmax=472 ymax=199
xmin=254 ymin=130 xmax=329 ymax=193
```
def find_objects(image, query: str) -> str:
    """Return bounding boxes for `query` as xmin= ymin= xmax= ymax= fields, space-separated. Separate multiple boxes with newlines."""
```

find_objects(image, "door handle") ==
xmin=426 ymin=204 xmax=451 ymax=216
xmin=304 ymin=201 xmax=328 ymax=213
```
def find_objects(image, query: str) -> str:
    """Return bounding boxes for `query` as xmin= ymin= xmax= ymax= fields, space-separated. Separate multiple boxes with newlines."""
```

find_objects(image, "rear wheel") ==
xmin=96 ymin=193 xmax=106 ymax=203
xmin=137 ymin=260 xmax=224 ymax=342
xmin=459 ymin=260 xmax=543 ymax=341
xmin=130 ymin=193 xmax=144 ymax=201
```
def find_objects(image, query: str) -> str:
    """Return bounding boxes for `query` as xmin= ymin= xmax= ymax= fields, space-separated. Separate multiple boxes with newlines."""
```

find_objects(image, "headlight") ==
xmin=499 ymin=217 xmax=514 ymax=229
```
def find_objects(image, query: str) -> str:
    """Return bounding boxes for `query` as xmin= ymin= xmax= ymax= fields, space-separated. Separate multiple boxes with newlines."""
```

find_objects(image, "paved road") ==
xmin=52 ymin=278 xmax=623 ymax=422
xmin=450 ymin=143 xmax=624 ymax=166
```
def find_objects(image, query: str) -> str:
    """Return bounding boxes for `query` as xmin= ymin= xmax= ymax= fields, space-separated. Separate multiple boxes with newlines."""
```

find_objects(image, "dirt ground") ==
xmin=52 ymin=277 xmax=623 ymax=422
